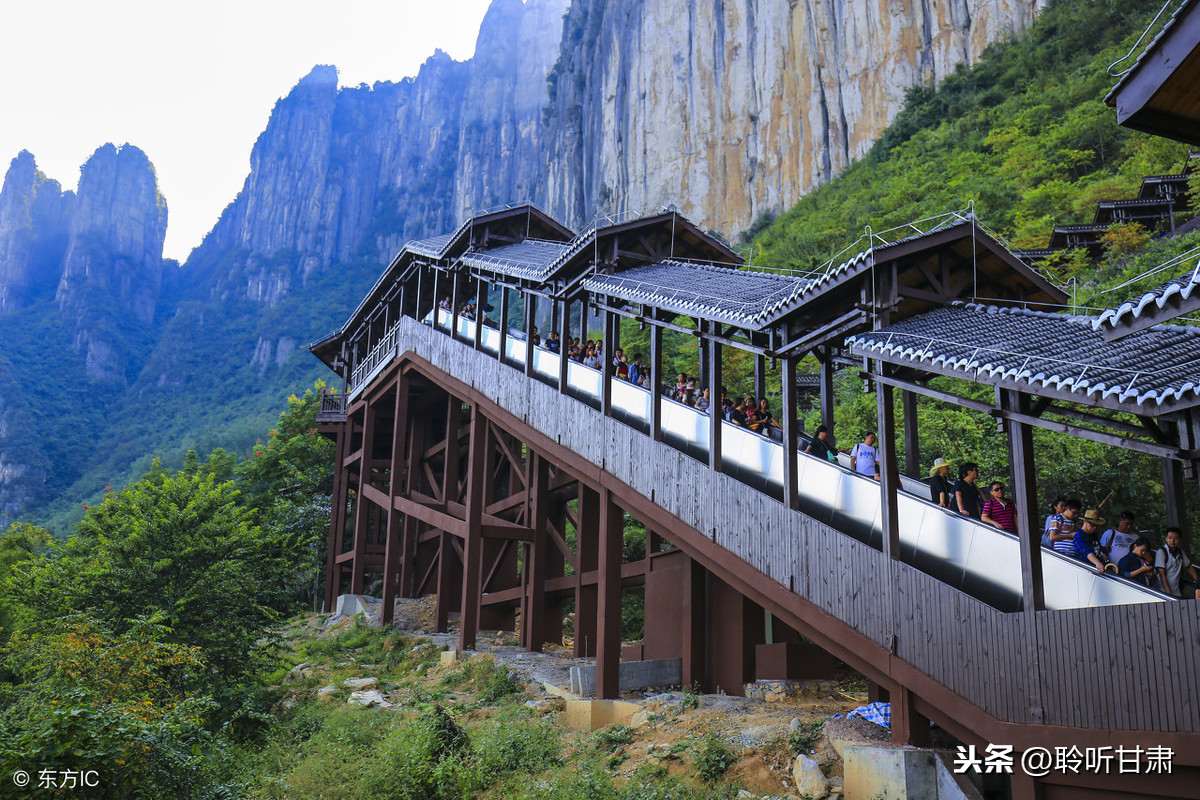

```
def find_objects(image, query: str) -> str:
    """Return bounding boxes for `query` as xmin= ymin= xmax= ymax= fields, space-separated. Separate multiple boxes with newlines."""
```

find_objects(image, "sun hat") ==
xmin=1080 ymin=509 xmax=1107 ymax=527
xmin=928 ymin=457 xmax=953 ymax=477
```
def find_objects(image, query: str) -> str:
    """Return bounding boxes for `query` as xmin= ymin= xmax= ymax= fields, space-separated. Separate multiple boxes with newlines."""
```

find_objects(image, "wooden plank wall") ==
xmin=398 ymin=317 xmax=1200 ymax=733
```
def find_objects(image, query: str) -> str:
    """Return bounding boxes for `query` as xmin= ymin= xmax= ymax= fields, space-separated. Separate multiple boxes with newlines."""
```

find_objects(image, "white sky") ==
xmin=0 ymin=0 xmax=495 ymax=262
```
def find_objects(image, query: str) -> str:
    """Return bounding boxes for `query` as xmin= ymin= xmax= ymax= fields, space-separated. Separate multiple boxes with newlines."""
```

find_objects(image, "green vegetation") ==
xmin=788 ymin=719 xmax=825 ymax=755
xmin=750 ymin=0 xmax=1195 ymax=274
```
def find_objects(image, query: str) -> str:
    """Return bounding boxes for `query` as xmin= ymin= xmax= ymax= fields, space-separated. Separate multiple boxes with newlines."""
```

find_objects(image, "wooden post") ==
xmin=523 ymin=455 xmax=550 ymax=651
xmin=1003 ymin=390 xmax=1044 ymax=612
xmin=350 ymin=402 xmax=377 ymax=594
xmin=575 ymin=486 xmax=600 ymax=657
xmin=601 ymin=309 xmax=615 ymax=415
xmin=436 ymin=394 xmax=462 ymax=633
xmin=459 ymin=409 xmax=488 ymax=651
xmin=782 ymin=356 xmax=799 ymax=510
xmin=1163 ymin=457 xmax=1187 ymax=537
xmin=819 ymin=349 xmax=835 ymax=434
xmin=889 ymin=686 xmax=931 ymax=747
xmin=431 ymin=270 xmax=441 ymax=328
xmin=451 ymin=274 xmax=461 ymax=340
xmin=323 ymin=422 xmax=351 ymax=610
xmin=754 ymin=354 xmax=766 ymax=402
xmin=708 ymin=338 xmax=723 ymax=471
xmin=559 ymin=295 xmax=571 ymax=392
xmin=902 ymin=389 xmax=920 ymax=478
xmin=382 ymin=375 xmax=410 ymax=625
xmin=595 ymin=489 xmax=623 ymax=699
xmin=698 ymin=324 xmax=709 ymax=388
xmin=498 ymin=286 xmax=510 ymax=364
xmin=876 ymin=363 xmax=900 ymax=560
xmin=474 ymin=278 xmax=486 ymax=350
xmin=525 ymin=292 xmax=537 ymax=377
xmin=681 ymin=555 xmax=707 ymax=690
xmin=650 ymin=323 xmax=664 ymax=441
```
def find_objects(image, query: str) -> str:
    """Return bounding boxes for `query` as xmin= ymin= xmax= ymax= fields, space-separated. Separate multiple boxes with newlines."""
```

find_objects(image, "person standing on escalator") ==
xmin=954 ymin=462 xmax=984 ymax=520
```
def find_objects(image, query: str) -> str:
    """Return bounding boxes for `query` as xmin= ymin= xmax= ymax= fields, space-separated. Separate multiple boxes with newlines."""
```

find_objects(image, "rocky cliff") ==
xmin=541 ymin=0 xmax=1044 ymax=233
xmin=190 ymin=0 xmax=570 ymax=309
xmin=194 ymin=0 xmax=1040 ymax=314
xmin=0 ymin=151 xmax=70 ymax=312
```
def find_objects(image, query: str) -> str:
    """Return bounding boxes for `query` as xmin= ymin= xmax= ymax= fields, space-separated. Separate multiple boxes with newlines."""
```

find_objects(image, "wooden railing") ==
xmin=316 ymin=389 xmax=347 ymax=422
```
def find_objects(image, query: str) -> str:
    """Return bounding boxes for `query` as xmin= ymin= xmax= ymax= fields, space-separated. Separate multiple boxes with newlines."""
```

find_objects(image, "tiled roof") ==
xmin=1106 ymin=0 xmax=1199 ymax=100
xmin=583 ymin=260 xmax=812 ymax=328
xmin=1094 ymin=263 xmax=1200 ymax=330
xmin=406 ymin=230 xmax=462 ymax=258
xmin=846 ymin=303 xmax=1200 ymax=409
xmin=459 ymin=239 xmax=571 ymax=280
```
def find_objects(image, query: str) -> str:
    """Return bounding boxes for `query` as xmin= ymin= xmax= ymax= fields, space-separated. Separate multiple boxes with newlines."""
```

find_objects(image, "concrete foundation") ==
xmin=843 ymin=743 xmax=983 ymax=800
xmin=561 ymin=699 xmax=643 ymax=730
xmin=569 ymin=657 xmax=682 ymax=695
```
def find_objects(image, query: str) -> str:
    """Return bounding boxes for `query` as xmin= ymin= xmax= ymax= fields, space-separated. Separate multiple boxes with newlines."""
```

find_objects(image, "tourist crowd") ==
xmin=445 ymin=308 xmax=1199 ymax=602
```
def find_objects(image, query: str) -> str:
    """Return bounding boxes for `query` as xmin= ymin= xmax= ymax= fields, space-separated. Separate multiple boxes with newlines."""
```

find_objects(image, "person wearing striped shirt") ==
xmin=981 ymin=482 xmax=1018 ymax=534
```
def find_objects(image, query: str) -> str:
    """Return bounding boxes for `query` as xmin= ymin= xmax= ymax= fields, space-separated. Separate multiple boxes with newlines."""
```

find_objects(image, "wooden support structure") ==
xmin=708 ymin=336 xmax=723 ymax=471
xmin=902 ymin=389 xmax=919 ymax=478
xmin=595 ymin=489 xmax=623 ymax=699
xmin=650 ymin=323 xmax=664 ymax=440
xmin=876 ymin=362 xmax=900 ymax=560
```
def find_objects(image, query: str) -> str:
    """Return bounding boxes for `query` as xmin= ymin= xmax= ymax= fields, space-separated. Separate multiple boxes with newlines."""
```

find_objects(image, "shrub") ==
xmin=693 ymin=732 xmax=734 ymax=783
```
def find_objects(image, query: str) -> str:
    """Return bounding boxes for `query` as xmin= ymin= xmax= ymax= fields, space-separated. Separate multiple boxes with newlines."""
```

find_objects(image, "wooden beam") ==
xmin=775 ymin=309 xmax=865 ymax=357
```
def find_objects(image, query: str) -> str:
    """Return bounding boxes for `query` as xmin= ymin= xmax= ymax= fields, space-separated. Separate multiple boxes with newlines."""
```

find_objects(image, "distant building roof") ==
xmin=847 ymin=303 xmax=1200 ymax=411
xmin=1106 ymin=0 xmax=1200 ymax=145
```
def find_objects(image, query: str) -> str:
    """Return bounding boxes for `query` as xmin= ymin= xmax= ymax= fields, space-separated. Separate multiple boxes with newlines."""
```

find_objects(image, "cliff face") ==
xmin=541 ymin=0 xmax=1044 ymax=232
xmin=55 ymin=144 xmax=169 ymax=382
xmin=193 ymin=0 xmax=569 ymax=308
xmin=0 ymin=151 xmax=70 ymax=312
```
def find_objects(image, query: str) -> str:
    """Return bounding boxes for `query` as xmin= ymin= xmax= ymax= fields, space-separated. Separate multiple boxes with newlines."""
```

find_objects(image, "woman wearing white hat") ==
xmin=929 ymin=458 xmax=954 ymax=508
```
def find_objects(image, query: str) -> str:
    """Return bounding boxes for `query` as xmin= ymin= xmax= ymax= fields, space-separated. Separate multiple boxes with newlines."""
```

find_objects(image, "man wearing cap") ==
xmin=928 ymin=458 xmax=953 ymax=508
xmin=1069 ymin=509 xmax=1110 ymax=574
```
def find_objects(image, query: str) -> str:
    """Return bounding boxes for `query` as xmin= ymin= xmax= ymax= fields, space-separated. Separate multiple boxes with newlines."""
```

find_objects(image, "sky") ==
xmin=0 ymin=0 xmax=495 ymax=262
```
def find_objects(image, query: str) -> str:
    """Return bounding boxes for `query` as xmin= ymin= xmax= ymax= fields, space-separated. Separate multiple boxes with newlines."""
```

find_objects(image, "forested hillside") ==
xmin=742 ymin=0 xmax=1200 ymax=529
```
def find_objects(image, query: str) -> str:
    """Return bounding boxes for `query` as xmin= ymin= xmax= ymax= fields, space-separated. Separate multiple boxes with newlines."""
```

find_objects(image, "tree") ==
xmin=18 ymin=467 xmax=287 ymax=689
xmin=236 ymin=383 xmax=335 ymax=609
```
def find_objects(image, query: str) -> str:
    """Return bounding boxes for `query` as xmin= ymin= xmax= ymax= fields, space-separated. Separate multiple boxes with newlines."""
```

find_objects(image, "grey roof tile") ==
xmin=583 ymin=260 xmax=812 ymax=327
xmin=847 ymin=303 xmax=1200 ymax=409
xmin=459 ymin=239 xmax=571 ymax=280
xmin=1094 ymin=261 xmax=1200 ymax=330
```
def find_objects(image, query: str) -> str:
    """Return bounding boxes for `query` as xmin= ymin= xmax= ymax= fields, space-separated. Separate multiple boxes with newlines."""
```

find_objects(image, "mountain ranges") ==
xmin=0 ymin=0 xmax=1041 ymax=529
